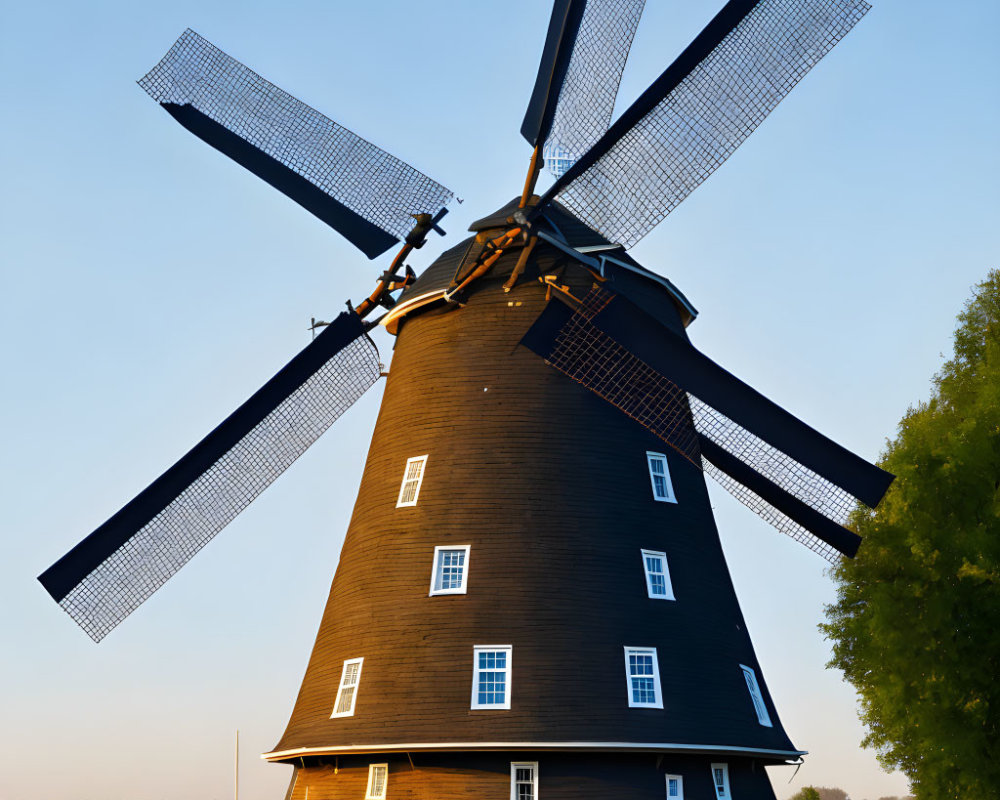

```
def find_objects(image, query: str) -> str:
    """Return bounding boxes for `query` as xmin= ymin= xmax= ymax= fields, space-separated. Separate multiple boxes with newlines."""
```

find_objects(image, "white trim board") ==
xmin=263 ymin=741 xmax=807 ymax=761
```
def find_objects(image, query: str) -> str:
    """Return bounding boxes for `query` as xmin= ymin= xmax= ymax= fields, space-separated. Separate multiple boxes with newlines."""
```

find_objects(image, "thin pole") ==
xmin=235 ymin=729 xmax=239 ymax=800
xmin=519 ymin=145 xmax=543 ymax=208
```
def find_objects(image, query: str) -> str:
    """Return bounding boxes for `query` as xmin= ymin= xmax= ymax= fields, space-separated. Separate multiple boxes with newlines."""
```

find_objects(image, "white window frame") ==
xmin=710 ymin=763 xmax=731 ymax=799
xmin=665 ymin=774 xmax=684 ymax=800
xmin=365 ymin=763 xmax=388 ymax=799
xmin=640 ymin=549 xmax=675 ymax=600
xmin=471 ymin=644 xmax=512 ymax=710
xmin=396 ymin=454 xmax=428 ymax=508
xmin=429 ymin=544 xmax=472 ymax=596
xmin=330 ymin=657 xmax=364 ymax=718
xmin=739 ymin=664 xmax=773 ymax=727
xmin=646 ymin=451 xmax=677 ymax=503
xmin=510 ymin=761 xmax=538 ymax=800
xmin=623 ymin=646 xmax=663 ymax=709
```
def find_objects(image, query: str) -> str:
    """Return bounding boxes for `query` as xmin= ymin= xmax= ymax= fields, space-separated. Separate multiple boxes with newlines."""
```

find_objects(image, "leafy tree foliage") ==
xmin=790 ymin=788 xmax=821 ymax=800
xmin=822 ymin=270 xmax=1000 ymax=798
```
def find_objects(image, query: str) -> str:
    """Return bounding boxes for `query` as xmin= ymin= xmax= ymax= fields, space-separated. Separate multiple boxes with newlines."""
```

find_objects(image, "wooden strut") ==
xmin=519 ymin=145 xmax=543 ymax=209
xmin=541 ymin=274 xmax=582 ymax=306
xmin=444 ymin=227 xmax=523 ymax=303
xmin=502 ymin=234 xmax=538 ymax=293
xmin=354 ymin=240 xmax=415 ymax=319
xmin=355 ymin=212 xmax=442 ymax=320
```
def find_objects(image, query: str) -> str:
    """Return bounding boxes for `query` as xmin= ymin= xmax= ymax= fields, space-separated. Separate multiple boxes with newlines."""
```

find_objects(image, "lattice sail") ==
xmin=521 ymin=289 xmax=892 ymax=562
xmin=139 ymin=29 xmax=454 ymax=258
xmin=541 ymin=0 xmax=871 ymax=247
xmin=539 ymin=0 xmax=646 ymax=178
xmin=39 ymin=313 xmax=381 ymax=641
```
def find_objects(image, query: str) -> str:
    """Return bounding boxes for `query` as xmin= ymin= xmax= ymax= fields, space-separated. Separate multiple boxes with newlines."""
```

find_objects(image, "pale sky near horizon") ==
xmin=2 ymin=1 xmax=997 ymax=798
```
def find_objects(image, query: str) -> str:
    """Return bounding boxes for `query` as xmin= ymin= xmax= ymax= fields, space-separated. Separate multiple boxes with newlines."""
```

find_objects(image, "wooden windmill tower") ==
xmin=39 ymin=2 xmax=892 ymax=798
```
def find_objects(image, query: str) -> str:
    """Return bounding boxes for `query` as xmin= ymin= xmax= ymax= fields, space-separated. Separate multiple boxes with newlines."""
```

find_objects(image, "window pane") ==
xmin=513 ymin=764 xmax=535 ymax=800
xmin=631 ymin=676 xmax=655 ymax=704
xmin=478 ymin=671 xmax=506 ymax=704
xmin=668 ymin=778 xmax=679 ymax=797
xmin=335 ymin=685 xmax=355 ymax=713
xmin=438 ymin=549 xmax=465 ymax=590
xmin=369 ymin=765 xmax=387 ymax=797
xmin=630 ymin=653 xmax=653 ymax=676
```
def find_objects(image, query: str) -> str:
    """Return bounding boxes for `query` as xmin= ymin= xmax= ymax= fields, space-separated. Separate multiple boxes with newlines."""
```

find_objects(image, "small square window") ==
xmin=740 ymin=664 xmax=773 ymax=727
xmin=330 ymin=657 xmax=363 ymax=718
xmin=641 ymin=549 xmax=675 ymax=600
xmin=710 ymin=763 xmax=731 ymax=799
xmin=646 ymin=452 xmax=677 ymax=503
xmin=510 ymin=761 xmax=538 ymax=800
xmin=665 ymin=774 xmax=684 ymax=799
xmin=429 ymin=545 xmax=471 ymax=595
xmin=624 ymin=646 xmax=663 ymax=709
xmin=472 ymin=645 xmax=512 ymax=709
xmin=365 ymin=763 xmax=388 ymax=799
xmin=396 ymin=455 xmax=428 ymax=507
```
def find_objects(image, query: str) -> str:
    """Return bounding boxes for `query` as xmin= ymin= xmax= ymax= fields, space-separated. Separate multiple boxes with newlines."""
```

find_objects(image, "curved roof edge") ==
xmin=263 ymin=740 xmax=806 ymax=762
xmin=534 ymin=231 xmax=698 ymax=328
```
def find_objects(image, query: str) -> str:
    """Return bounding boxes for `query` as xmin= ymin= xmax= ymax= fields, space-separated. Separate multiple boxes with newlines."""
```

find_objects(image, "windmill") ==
xmin=38 ymin=1 xmax=892 ymax=798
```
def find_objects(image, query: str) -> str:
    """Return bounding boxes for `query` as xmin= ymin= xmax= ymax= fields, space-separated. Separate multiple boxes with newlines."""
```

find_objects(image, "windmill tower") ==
xmin=39 ymin=2 xmax=892 ymax=799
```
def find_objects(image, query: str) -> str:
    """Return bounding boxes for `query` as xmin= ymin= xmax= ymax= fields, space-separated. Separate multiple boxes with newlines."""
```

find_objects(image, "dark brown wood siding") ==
xmin=271 ymin=239 xmax=796 ymax=759
xmin=290 ymin=753 xmax=779 ymax=800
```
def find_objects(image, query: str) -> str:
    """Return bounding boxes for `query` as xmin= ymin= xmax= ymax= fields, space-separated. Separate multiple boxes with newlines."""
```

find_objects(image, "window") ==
xmin=710 ymin=763 xmax=731 ymax=799
xmin=472 ymin=645 xmax=512 ymax=709
xmin=740 ymin=664 xmax=773 ymax=727
xmin=624 ymin=646 xmax=663 ymax=708
xmin=429 ymin=545 xmax=471 ymax=595
xmin=641 ymin=549 xmax=675 ymax=600
xmin=510 ymin=762 xmax=538 ymax=800
xmin=365 ymin=763 xmax=388 ymax=799
xmin=665 ymin=774 xmax=684 ymax=799
xmin=646 ymin=452 xmax=677 ymax=503
xmin=330 ymin=657 xmax=363 ymax=717
xmin=396 ymin=455 xmax=428 ymax=507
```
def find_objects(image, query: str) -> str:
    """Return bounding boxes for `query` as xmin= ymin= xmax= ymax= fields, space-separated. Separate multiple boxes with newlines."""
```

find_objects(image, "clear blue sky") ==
xmin=2 ymin=1 xmax=996 ymax=798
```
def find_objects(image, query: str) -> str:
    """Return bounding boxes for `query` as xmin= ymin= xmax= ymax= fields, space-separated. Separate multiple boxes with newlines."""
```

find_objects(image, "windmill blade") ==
xmin=38 ymin=312 xmax=381 ymax=642
xmin=139 ymin=29 xmax=455 ymax=259
xmin=520 ymin=289 xmax=892 ymax=561
xmin=531 ymin=0 xmax=871 ymax=247
xmin=520 ymin=0 xmax=585 ymax=147
xmin=698 ymin=436 xmax=861 ymax=558
xmin=521 ymin=0 xmax=646 ymax=179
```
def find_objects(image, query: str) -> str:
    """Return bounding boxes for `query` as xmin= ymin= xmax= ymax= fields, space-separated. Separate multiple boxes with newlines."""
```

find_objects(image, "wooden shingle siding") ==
xmin=271 ymin=234 xmax=795 ymax=764
xmin=290 ymin=753 xmax=779 ymax=799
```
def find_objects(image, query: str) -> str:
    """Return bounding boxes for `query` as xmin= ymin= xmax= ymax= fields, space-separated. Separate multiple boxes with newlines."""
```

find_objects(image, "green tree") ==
xmin=822 ymin=270 xmax=1000 ymax=799
xmin=790 ymin=789 xmax=821 ymax=800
